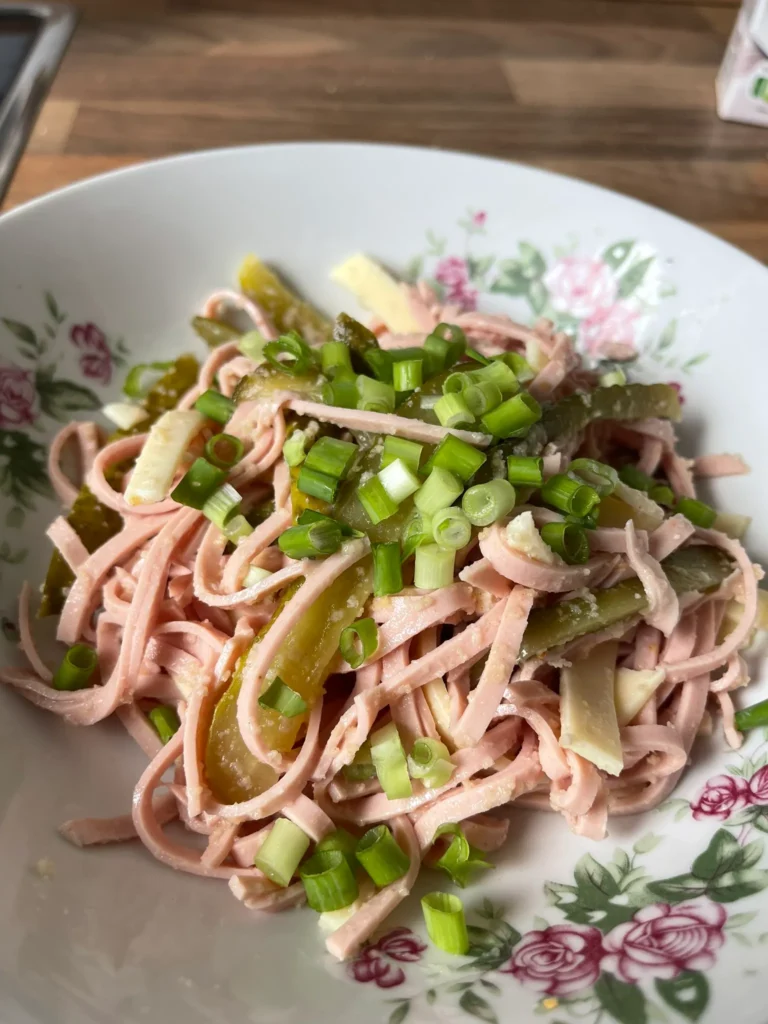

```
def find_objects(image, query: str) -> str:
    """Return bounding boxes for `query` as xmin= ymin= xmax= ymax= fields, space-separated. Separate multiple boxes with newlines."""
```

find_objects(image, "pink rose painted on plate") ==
xmin=347 ymin=927 xmax=427 ymax=989
xmin=543 ymin=256 xmax=616 ymax=319
xmin=749 ymin=765 xmax=768 ymax=804
xmin=691 ymin=773 xmax=751 ymax=821
xmin=70 ymin=322 xmax=113 ymax=385
xmin=433 ymin=256 xmax=478 ymax=311
xmin=0 ymin=365 xmax=39 ymax=428
xmin=579 ymin=301 xmax=640 ymax=360
xmin=500 ymin=923 xmax=604 ymax=997
xmin=602 ymin=899 xmax=726 ymax=983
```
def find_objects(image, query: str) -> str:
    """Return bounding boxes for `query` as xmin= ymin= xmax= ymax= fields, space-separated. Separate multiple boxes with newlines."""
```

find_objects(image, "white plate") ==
xmin=0 ymin=143 xmax=766 ymax=1024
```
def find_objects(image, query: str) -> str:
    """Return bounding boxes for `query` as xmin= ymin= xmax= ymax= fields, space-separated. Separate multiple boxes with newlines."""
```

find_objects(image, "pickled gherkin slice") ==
xmin=191 ymin=315 xmax=241 ymax=349
xmin=238 ymin=255 xmax=330 ymax=346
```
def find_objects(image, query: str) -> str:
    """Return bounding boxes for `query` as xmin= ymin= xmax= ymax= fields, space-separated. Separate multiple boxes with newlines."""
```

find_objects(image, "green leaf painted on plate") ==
xmin=655 ymin=319 xmax=677 ymax=353
xmin=617 ymin=257 xmax=654 ymax=299
xmin=479 ymin=979 xmax=501 ymax=996
xmin=574 ymin=854 xmax=621 ymax=906
xmin=402 ymin=256 xmax=423 ymax=285
xmin=5 ymin=505 xmax=24 ymax=529
xmin=517 ymin=242 xmax=546 ymax=280
xmin=654 ymin=971 xmax=709 ymax=1022
xmin=726 ymin=911 xmax=758 ymax=929
xmin=681 ymin=352 xmax=709 ymax=372
xmin=594 ymin=971 xmax=648 ymax=1024
xmin=467 ymin=255 xmax=494 ymax=282
xmin=388 ymin=1000 xmax=410 ymax=1024
xmin=612 ymin=848 xmax=631 ymax=874
xmin=0 ymin=430 xmax=53 ymax=510
xmin=426 ymin=989 xmax=437 ymax=1006
xmin=490 ymin=261 xmax=529 ymax=297
xmin=528 ymin=279 xmax=548 ymax=314
xmin=752 ymin=809 xmax=768 ymax=834
xmin=647 ymin=875 xmax=708 ymax=903
xmin=2 ymin=318 xmax=39 ymax=352
xmin=602 ymin=240 xmax=634 ymax=270
xmin=692 ymin=828 xmax=744 ymax=880
xmin=466 ymin=925 xmax=503 ymax=954
xmin=708 ymin=868 xmax=768 ymax=903
xmin=459 ymin=990 xmax=498 ymax=1024
xmin=633 ymin=834 xmax=663 ymax=855
xmin=35 ymin=370 xmax=101 ymax=420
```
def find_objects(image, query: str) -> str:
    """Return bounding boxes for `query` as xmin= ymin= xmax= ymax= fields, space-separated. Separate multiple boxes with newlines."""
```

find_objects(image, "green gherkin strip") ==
xmin=191 ymin=316 xmax=241 ymax=349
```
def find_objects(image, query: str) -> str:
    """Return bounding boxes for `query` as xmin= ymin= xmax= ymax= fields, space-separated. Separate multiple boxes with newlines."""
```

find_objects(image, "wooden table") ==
xmin=7 ymin=0 xmax=768 ymax=262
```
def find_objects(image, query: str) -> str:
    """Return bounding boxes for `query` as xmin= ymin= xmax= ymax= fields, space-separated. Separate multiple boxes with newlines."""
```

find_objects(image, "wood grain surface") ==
xmin=7 ymin=0 xmax=768 ymax=262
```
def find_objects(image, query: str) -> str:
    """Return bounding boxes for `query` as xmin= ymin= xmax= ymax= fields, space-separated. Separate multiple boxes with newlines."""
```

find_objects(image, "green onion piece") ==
xmin=506 ymin=455 xmax=543 ymax=487
xmin=650 ymin=483 xmax=675 ymax=507
xmin=500 ymin=351 xmax=535 ymax=383
xmin=256 ymin=818 xmax=311 ymax=888
xmin=414 ymin=544 xmax=455 ymax=589
xmin=358 ymin=475 xmax=399 ymax=524
xmin=600 ymin=368 xmax=627 ymax=387
xmin=296 ymin=508 xmax=359 ymax=537
xmin=407 ymin=738 xmax=455 ymax=789
xmin=356 ymin=375 xmax=395 ymax=414
xmin=370 ymin=722 xmax=412 ymax=800
xmin=541 ymin=473 xmax=600 ymax=518
xmin=390 ymin=347 xmax=425 ymax=363
xmin=432 ymin=506 xmax=472 ymax=550
xmin=316 ymin=828 xmax=359 ymax=875
xmin=243 ymin=565 xmax=272 ymax=587
xmin=423 ymin=434 xmax=487 ymax=483
xmin=171 ymin=457 xmax=227 ymax=510
xmin=305 ymin=437 xmax=357 ymax=480
xmin=223 ymin=514 xmax=254 ymax=543
xmin=434 ymin=393 xmax=475 ymax=429
xmin=53 ymin=643 xmax=98 ymax=691
xmin=258 ymin=676 xmax=308 ymax=718
xmin=297 ymin=466 xmax=339 ymax=503
xmin=373 ymin=541 xmax=403 ymax=596
xmin=363 ymin=348 xmax=393 ymax=384
xmin=238 ymin=330 xmax=267 ymax=363
xmin=277 ymin=520 xmax=343 ymax=559
xmin=393 ymin=359 xmax=423 ymax=392
xmin=570 ymin=458 xmax=619 ymax=497
xmin=204 ymin=433 xmax=244 ymax=470
xmin=462 ymin=479 xmax=516 ymax=527
xmin=378 ymin=458 xmax=421 ymax=503
xmin=414 ymin=467 xmax=463 ymax=516
xmin=356 ymin=824 xmax=411 ymax=887
xmin=148 ymin=704 xmax=181 ymax=744
xmin=123 ymin=361 xmax=174 ymax=399
xmin=283 ymin=428 xmax=309 ymax=467
xmin=463 ymin=381 xmax=502 ymax=418
xmin=433 ymin=823 xmax=493 ymax=888
xmin=301 ymin=850 xmax=359 ymax=911
xmin=343 ymin=742 xmax=376 ymax=781
xmin=322 ymin=375 xmax=358 ymax=409
xmin=321 ymin=341 xmax=353 ymax=378
xmin=194 ymin=389 xmax=236 ymax=424
xmin=465 ymin=346 xmax=490 ymax=366
xmin=424 ymin=324 xmax=465 ymax=373
xmin=421 ymin=892 xmax=469 ymax=955
xmin=263 ymin=331 xmax=314 ymax=376
xmin=469 ymin=360 xmax=519 ymax=395
xmin=676 ymin=497 xmax=717 ymax=529
xmin=734 ymin=698 xmax=768 ymax=733
xmin=401 ymin=510 xmax=433 ymax=560
xmin=339 ymin=617 xmax=379 ymax=669
xmin=619 ymin=464 xmax=654 ymax=492
xmin=381 ymin=436 xmax=423 ymax=473
xmin=481 ymin=392 xmax=541 ymax=438
xmin=566 ymin=512 xmax=598 ymax=531
xmin=443 ymin=371 xmax=474 ymax=395
xmin=540 ymin=521 xmax=590 ymax=564
xmin=202 ymin=483 xmax=242 ymax=528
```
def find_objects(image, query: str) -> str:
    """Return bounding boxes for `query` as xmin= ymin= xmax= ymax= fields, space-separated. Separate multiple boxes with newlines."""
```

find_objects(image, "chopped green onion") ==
xmin=202 ymin=483 xmax=242 ymax=528
xmin=469 ymin=360 xmax=519 ymax=395
xmin=194 ymin=389 xmax=236 ymax=424
xmin=339 ymin=618 xmax=379 ymax=669
xmin=506 ymin=455 xmax=543 ymax=487
xmin=204 ymin=433 xmax=244 ymax=470
xmin=278 ymin=521 xmax=343 ymax=559
xmin=370 ymin=722 xmax=412 ymax=799
xmin=650 ymin=484 xmax=675 ymax=507
xmin=171 ymin=457 xmax=227 ymax=510
xmin=434 ymin=393 xmax=475 ymax=428
xmin=481 ymin=392 xmax=541 ymax=438
xmin=423 ymin=434 xmax=487 ymax=483
xmin=414 ymin=544 xmax=455 ymax=589
xmin=297 ymin=466 xmax=340 ymax=503
xmin=238 ymin=330 xmax=267 ymax=363
xmin=305 ymin=437 xmax=357 ymax=480
xmin=381 ymin=436 xmax=422 ymax=473
xmin=570 ymin=458 xmax=618 ymax=497
xmin=462 ymin=479 xmax=516 ymax=527
xmin=53 ymin=644 xmax=98 ymax=691
xmin=541 ymin=473 xmax=600 ymax=518
xmin=357 ymin=476 xmax=399 ymax=525
xmin=356 ymin=824 xmax=411 ymax=887
xmin=283 ymin=428 xmax=309 ymax=467
xmin=243 ymin=565 xmax=272 ymax=587
xmin=316 ymin=828 xmax=359 ymax=875
xmin=373 ymin=541 xmax=403 ymax=596
xmin=540 ymin=521 xmax=590 ymax=564
xmin=258 ymin=676 xmax=308 ymax=718
xmin=393 ymin=359 xmax=423 ymax=392
xmin=463 ymin=381 xmax=502 ymax=418
xmin=362 ymin=348 xmax=393 ymax=384
xmin=263 ymin=331 xmax=314 ymax=376
xmin=500 ymin=351 xmax=535 ymax=383
xmin=356 ymin=375 xmax=395 ymax=414
xmin=465 ymin=346 xmax=490 ymax=366
xmin=390 ymin=347 xmax=426 ymax=363
xmin=322 ymin=375 xmax=358 ymax=408
xmin=300 ymin=850 xmax=359 ymax=911
xmin=223 ymin=514 xmax=254 ymax=543
xmin=255 ymin=818 xmax=311 ymax=888
xmin=401 ymin=510 xmax=433 ymax=560
xmin=600 ymin=368 xmax=627 ymax=387
xmin=566 ymin=511 xmax=598 ymax=531
xmin=123 ymin=361 xmax=174 ymax=399
xmin=676 ymin=497 xmax=717 ymax=529
xmin=432 ymin=507 xmax=472 ymax=550
xmin=734 ymin=698 xmax=768 ymax=733
xmin=377 ymin=458 xmax=421 ymax=504
xmin=148 ymin=705 xmax=180 ymax=744
xmin=296 ymin=508 xmax=358 ymax=537
xmin=407 ymin=738 xmax=455 ymax=789
xmin=421 ymin=892 xmax=469 ymax=955
xmin=443 ymin=371 xmax=474 ymax=395
xmin=433 ymin=823 xmax=493 ymax=888
xmin=321 ymin=341 xmax=353 ymax=378
xmin=619 ymin=465 xmax=654 ymax=492
xmin=424 ymin=324 xmax=465 ymax=373
xmin=343 ymin=742 xmax=376 ymax=781
xmin=414 ymin=467 xmax=463 ymax=516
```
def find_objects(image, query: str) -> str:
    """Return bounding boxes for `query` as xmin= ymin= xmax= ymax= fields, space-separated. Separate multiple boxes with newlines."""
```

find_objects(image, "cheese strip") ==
xmin=614 ymin=667 xmax=666 ymax=726
xmin=124 ymin=409 xmax=204 ymax=506
xmin=331 ymin=254 xmax=422 ymax=333
xmin=560 ymin=641 xmax=623 ymax=776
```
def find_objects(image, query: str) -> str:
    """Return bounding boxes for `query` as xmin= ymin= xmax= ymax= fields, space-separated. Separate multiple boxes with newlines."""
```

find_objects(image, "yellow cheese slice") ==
xmin=560 ymin=641 xmax=623 ymax=776
xmin=614 ymin=667 xmax=666 ymax=727
xmin=330 ymin=254 xmax=422 ymax=333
